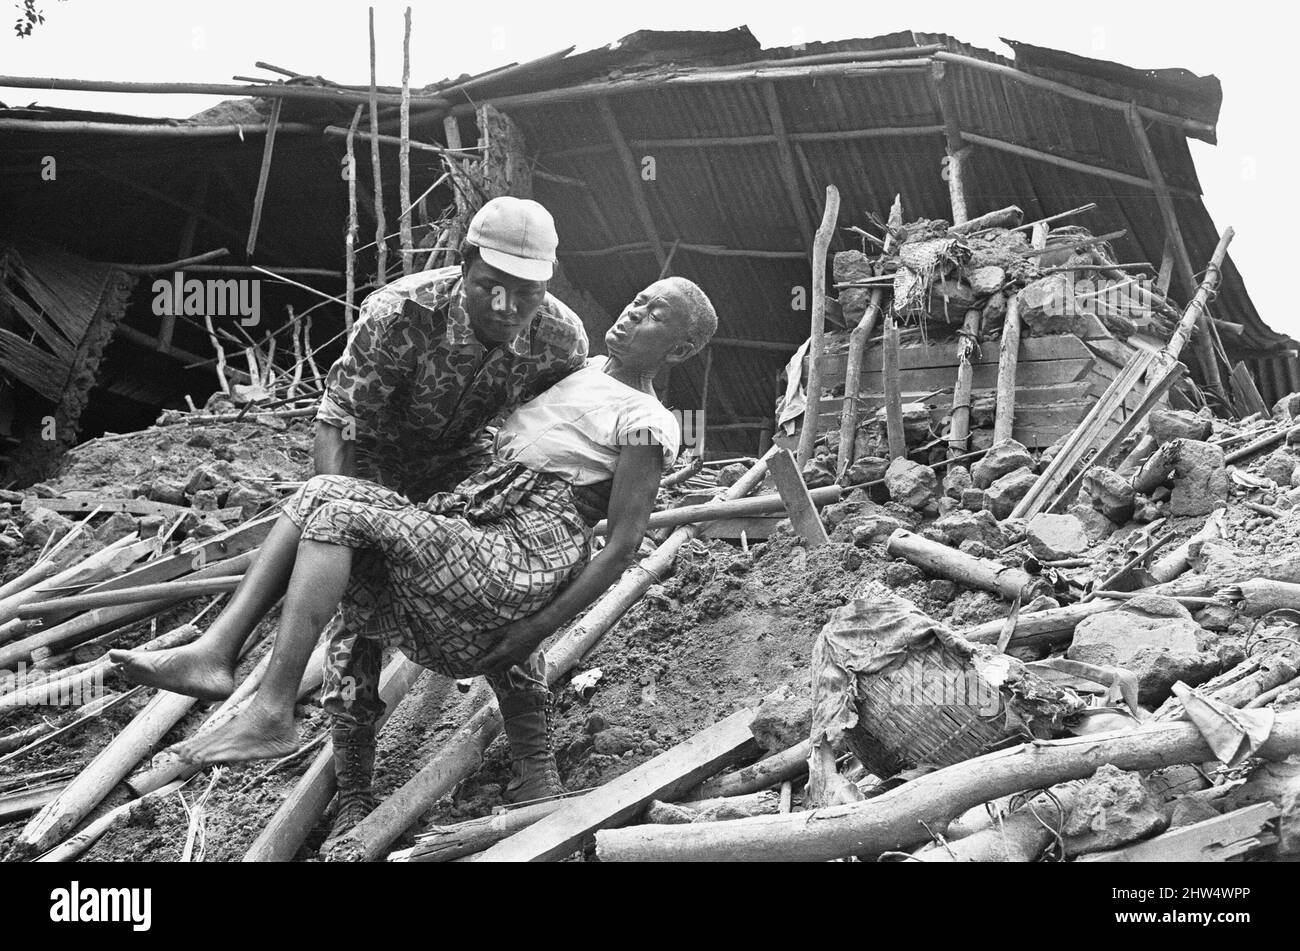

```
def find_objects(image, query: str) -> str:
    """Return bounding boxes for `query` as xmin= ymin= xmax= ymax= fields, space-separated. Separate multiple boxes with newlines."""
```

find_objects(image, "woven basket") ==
xmin=812 ymin=588 xmax=1084 ymax=778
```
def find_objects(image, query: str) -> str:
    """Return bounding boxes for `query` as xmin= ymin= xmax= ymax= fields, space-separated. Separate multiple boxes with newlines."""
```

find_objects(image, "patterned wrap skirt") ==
xmin=284 ymin=461 xmax=594 ymax=680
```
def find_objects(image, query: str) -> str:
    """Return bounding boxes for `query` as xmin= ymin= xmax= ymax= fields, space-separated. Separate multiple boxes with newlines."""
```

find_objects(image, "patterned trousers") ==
xmin=288 ymin=469 xmax=589 ymax=729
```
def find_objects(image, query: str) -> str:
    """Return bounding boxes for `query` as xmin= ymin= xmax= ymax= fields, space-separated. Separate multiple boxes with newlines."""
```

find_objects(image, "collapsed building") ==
xmin=1 ymin=28 xmax=1300 ymax=863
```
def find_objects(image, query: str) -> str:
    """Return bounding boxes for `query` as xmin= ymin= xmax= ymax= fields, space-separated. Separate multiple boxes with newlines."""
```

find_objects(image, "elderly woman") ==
xmin=110 ymin=276 xmax=716 ymax=818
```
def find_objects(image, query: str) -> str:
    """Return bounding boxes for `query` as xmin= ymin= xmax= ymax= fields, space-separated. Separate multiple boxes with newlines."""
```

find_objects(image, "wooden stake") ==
xmin=398 ymin=7 xmax=413 ymax=277
xmin=766 ymin=449 xmax=829 ymax=546
xmin=883 ymin=313 xmax=906 ymax=459
xmin=947 ymin=307 xmax=982 ymax=457
xmin=344 ymin=104 xmax=363 ymax=329
xmin=368 ymin=7 xmax=388 ymax=285
xmin=590 ymin=485 xmax=839 ymax=536
xmin=796 ymin=185 xmax=840 ymax=469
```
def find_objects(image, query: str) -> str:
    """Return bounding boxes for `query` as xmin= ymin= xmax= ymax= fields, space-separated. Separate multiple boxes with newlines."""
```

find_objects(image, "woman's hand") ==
xmin=479 ymin=617 xmax=550 ymax=673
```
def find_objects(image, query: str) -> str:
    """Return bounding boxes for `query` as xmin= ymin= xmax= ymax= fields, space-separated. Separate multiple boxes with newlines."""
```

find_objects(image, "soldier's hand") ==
xmin=478 ymin=619 xmax=549 ymax=673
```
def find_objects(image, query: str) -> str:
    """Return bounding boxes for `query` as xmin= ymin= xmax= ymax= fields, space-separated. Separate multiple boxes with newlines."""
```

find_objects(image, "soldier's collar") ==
xmin=447 ymin=277 xmax=533 ymax=357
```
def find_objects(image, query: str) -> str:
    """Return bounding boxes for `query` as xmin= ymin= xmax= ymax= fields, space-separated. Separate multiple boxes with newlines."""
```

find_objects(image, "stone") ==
xmin=1171 ymin=440 xmax=1228 ymax=516
xmin=848 ymin=506 xmax=905 ymax=547
xmin=942 ymin=465 xmax=971 ymax=500
xmin=1272 ymin=392 xmax=1300 ymax=422
xmin=226 ymin=483 xmax=275 ymax=521
xmin=717 ymin=463 xmax=748 ymax=487
xmin=968 ymin=429 xmax=995 ymax=453
xmin=985 ymin=466 xmax=1037 ymax=520
xmin=1026 ymin=513 xmax=1089 ymax=560
xmin=1129 ymin=647 xmax=1221 ymax=705
xmin=843 ymin=456 xmax=888 ymax=487
xmin=929 ymin=579 xmax=958 ymax=603
xmin=971 ymin=439 xmax=1033 ymax=489
xmin=1167 ymin=794 xmax=1222 ymax=829
xmin=1069 ymin=503 xmax=1116 ymax=545
xmin=137 ymin=514 xmax=165 ymax=538
xmin=1000 ymin=517 xmax=1028 ymax=545
xmin=1148 ymin=408 xmax=1212 ymax=444
xmin=960 ymin=487 xmax=987 ymax=512
xmin=884 ymin=458 xmax=937 ymax=509
xmin=750 ymin=684 xmax=811 ymax=753
xmin=1067 ymin=594 xmax=1201 ymax=676
xmin=20 ymin=507 xmax=72 ymax=548
xmin=0 ymin=489 xmax=24 ymax=504
xmin=833 ymin=250 xmax=876 ymax=321
xmin=934 ymin=509 xmax=1006 ymax=550
xmin=93 ymin=511 xmax=137 ymax=545
xmin=951 ymin=590 xmax=1004 ymax=626
xmin=967 ymin=266 xmax=1005 ymax=297
xmin=1017 ymin=272 xmax=1071 ymax=323
xmin=900 ymin=403 xmax=933 ymax=446
xmin=957 ymin=539 xmax=999 ymax=561
xmin=1081 ymin=466 xmax=1135 ymax=524
xmin=1262 ymin=449 xmax=1297 ymax=486
xmin=936 ymin=497 xmax=959 ymax=516
xmin=1194 ymin=603 xmax=1236 ymax=632
xmin=592 ymin=726 xmax=640 ymax=756
xmin=184 ymin=465 xmax=222 ymax=496
xmin=1063 ymin=764 xmax=1168 ymax=856
xmin=882 ymin=561 xmax=924 ymax=587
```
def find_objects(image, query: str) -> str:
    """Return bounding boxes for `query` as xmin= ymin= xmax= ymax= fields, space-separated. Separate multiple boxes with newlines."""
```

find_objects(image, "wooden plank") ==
xmin=701 ymin=517 xmax=783 ymax=540
xmin=767 ymin=449 xmax=829 ymax=546
xmin=816 ymin=381 xmax=1097 ymax=421
xmin=1079 ymin=803 xmax=1280 ymax=863
xmin=846 ymin=357 xmax=1093 ymax=395
xmin=818 ymin=334 xmax=1092 ymax=379
xmin=474 ymin=708 xmax=758 ymax=862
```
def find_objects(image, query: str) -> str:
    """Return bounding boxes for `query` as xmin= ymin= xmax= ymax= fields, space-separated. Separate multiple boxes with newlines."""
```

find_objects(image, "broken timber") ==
xmin=766 ymin=449 xmax=829 ymax=546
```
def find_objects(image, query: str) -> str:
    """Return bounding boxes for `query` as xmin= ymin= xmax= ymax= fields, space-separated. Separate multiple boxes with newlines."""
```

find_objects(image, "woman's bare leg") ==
xmin=173 ymin=539 xmax=354 ymax=765
xmin=108 ymin=512 xmax=306 ymax=699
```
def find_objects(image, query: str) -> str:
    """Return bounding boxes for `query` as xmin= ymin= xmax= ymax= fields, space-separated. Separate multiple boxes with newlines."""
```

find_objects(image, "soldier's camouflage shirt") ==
xmin=317 ymin=266 xmax=589 ymax=501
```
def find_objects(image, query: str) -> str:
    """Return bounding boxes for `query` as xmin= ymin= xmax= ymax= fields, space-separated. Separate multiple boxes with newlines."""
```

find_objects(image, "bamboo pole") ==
xmin=593 ymin=711 xmax=1300 ymax=863
xmin=685 ymin=739 xmax=811 ymax=801
xmin=34 ymin=779 xmax=187 ymax=863
xmin=1166 ymin=228 xmax=1235 ymax=362
xmin=992 ymin=294 xmax=1022 ymax=444
xmin=591 ymin=486 xmax=838 ymax=536
xmin=368 ymin=7 xmax=388 ymax=285
xmin=0 ymin=74 xmax=449 ymax=109
xmin=885 ymin=529 xmax=1051 ymax=602
xmin=0 ymin=559 xmax=58 ymax=602
xmin=0 ymin=533 xmax=145 ymax=627
xmin=796 ymin=185 xmax=840 ymax=469
xmin=394 ymin=798 xmax=569 ymax=862
xmin=398 ymin=7 xmax=414 ymax=277
xmin=321 ymin=452 xmax=780 ymax=862
xmin=17 ymin=575 xmax=244 ymax=619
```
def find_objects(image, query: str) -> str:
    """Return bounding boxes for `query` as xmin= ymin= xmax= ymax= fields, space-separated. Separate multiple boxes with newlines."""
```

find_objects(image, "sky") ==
xmin=2 ymin=0 xmax=1295 ymax=336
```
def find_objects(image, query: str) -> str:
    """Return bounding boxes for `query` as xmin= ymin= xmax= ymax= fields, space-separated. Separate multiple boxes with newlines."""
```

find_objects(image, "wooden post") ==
xmin=398 ymin=7 xmax=413 ymax=277
xmin=883 ymin=313 xmax=905 ymax=459
xmin=992 ymin=294 xmax=1022 ymax=444
xmin=367 ymin=7 xmax=388 ymax=285
xmin=931 ymin=62 xmax=969 ymax=225
xmin=699 ymin=345 xmax=712 ymax=460
xmin=766 ymin=449 xmax=829 ymax=546
xmin=796 ymin=185 xmax=840 ymax=469
xmin=343 ymin=109 xmax=362 ymax=329
xmin=596 ymin=98 xmax=666 ymax=271
xmin=1157 ymin=236 xmax=1175 ymax=296
xmin=1230 ymin=362 xmax=1268 ymax=418
xmin=245 ymin=97 xmax=282 ymax=258
xmin=947 ymin=307 xmax=982 ymax=457
xmin=836 ymin=193 xmax=901 ymax=477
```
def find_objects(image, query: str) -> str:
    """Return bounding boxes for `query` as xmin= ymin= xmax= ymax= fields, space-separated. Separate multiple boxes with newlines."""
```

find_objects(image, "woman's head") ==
xmin=605 ymin=277 xmax=717 ymax=372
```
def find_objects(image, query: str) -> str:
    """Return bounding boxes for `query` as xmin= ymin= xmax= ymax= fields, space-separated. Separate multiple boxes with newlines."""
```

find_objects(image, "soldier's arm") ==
xmin=313 ymin=420 xmax=356 ymax=477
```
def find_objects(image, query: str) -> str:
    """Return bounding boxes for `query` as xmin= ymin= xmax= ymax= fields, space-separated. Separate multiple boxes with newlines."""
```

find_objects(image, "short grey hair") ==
xmin=666 ymin=277 xmax=717 ymax=358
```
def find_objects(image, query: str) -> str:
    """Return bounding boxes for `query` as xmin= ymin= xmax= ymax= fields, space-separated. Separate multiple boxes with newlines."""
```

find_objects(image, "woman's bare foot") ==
xmin=173 ymin=701 xmax=299 ymax=765
xmin=107 ymin=644 xmax=237 ymax=700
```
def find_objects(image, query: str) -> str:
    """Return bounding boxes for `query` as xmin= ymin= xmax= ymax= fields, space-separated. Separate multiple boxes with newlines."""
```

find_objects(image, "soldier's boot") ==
xmin=326 ymin=723 xmax=378 ymax=841
xmin=499 ymin=690 xmax=564 ymax=804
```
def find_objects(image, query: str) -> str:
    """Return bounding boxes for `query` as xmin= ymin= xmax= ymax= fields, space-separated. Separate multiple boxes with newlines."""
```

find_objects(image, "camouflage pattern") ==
xmin=317 ymin=266 xmax=589 ymax=502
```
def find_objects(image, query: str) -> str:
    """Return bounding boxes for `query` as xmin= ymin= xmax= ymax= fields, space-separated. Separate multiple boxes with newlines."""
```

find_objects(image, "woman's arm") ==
xmin=478 ymin=441 xmax=664 ymax=672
